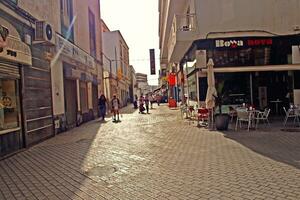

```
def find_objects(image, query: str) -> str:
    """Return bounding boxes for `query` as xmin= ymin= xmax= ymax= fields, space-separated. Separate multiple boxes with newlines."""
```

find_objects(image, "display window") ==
xmin=0 ymin=79 xmax=20 ymax=132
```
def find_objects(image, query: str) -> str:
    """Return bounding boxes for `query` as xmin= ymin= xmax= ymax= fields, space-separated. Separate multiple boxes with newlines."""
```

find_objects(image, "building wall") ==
xmin=195 ymin=0 xmax=300 ymax=39
xmin=0 ymin=1 xmax=56 ymax=150
xmin=102 ymin=30 xmax=130 ymax=106
xmin=18 ymin=0 xmax=60 ymax=32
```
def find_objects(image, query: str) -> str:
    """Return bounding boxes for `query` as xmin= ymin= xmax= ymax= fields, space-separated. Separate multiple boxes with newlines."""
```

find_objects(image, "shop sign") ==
xmin=0 ymin=36 xmax=32 ymax=65
xmin=56 ymin=34 xmax=96 ymax=69
xmin=168 ymin=73 xmax=176 ymax=86
xmin=247 ymin=39 xmax=272 ymax=46
xmin=216 ymin=39 xmax=244 ymax=48
xmin=215 ymin=38 xmax=273 ymax=49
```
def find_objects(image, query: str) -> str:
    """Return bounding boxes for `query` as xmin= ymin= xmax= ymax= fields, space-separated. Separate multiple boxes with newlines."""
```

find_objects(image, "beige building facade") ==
xmin=50 ymin=0 xmax=103 ymax=131
xmin=102 ymin=25 xmax=130 ymax=107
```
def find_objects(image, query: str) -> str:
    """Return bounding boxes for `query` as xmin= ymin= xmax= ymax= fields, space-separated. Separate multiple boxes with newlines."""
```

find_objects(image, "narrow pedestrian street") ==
xmin=0 ymin=105 xmax=300 ymax=200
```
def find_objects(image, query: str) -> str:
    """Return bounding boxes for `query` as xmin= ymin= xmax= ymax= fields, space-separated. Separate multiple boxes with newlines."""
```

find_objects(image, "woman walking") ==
xmin=98 ymin=94 xmax=107 ymax=121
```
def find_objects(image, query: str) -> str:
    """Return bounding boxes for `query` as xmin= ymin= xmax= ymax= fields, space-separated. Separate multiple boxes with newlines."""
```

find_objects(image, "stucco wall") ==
xmin=195 ymin=0 xmax=300 ymax=39
xmin=73 ymin=0 xmax=102 ymax=61
xmin=18 ymin=0 xmax=60 ymax=32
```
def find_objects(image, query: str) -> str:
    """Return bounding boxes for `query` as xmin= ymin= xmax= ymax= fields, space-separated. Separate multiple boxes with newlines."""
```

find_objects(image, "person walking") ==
xmin=98 ymin=94 xmax=107 ymax=121
xmin=156 ymin=94 xmax=161 ymax=106
xmin=111 ymin=94 xmax=120 ymax=122
xmin=145 ymin=94 xmax=150 ymax=114
xmin=149 ymin=94 xmax=154 ymax=109
xmin=139 ymin=94 xmax=145 ymax=114
xmin=133 ymin=94 xmax=138 ymax=109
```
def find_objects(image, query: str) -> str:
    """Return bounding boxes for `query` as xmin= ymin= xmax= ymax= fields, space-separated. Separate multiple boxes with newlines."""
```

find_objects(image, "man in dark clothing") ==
xmin=98 ymin=94 xmax=107 ymax=121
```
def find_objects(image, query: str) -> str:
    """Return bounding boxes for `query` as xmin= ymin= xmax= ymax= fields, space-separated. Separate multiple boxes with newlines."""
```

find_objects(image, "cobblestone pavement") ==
xmin=0 ymin=104 xmax=300 ymax=200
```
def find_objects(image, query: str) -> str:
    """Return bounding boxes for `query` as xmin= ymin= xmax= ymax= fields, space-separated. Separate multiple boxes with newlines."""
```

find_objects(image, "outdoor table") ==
xmin=270 ymin=99 xmax=282 ymax=114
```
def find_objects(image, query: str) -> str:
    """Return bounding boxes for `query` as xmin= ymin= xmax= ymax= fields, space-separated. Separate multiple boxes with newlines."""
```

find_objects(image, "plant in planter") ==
xmin=213 ymin=81 xmax=230 ymax=131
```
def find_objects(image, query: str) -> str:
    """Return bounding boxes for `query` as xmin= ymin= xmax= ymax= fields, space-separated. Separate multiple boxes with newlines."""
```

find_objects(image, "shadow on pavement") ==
xmin=223 ymin=126 xmax=300 ymax=169
xmin=0 ymin=106 xmax=139 ymax=199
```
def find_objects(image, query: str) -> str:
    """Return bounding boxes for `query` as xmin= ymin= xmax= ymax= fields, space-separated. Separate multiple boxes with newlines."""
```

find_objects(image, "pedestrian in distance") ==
xmin=149 ymin=93 xmax=154 ymax=109
xmin=139 ymin=94 xmax=145 ymax=114
xmin=111 ymin=94 xmax=121 ymax=122
xmin=98 ymin=94 xmax=107 ymax=121
xmin=145 ymin=94 xmax=150 ymax=114
xmin=133 ymin=94 xmax=138 ymax=109
xmin=156 ymin=94 xmax=161 ymax=106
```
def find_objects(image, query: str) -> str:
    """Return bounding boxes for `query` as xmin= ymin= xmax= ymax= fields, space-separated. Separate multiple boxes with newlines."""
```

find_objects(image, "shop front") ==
xmin=0 ymin=20 xmax=32 ymax=157
xmin=55 ymin=34 xmax=98 ymax=131
xmin=188 ymin=34 xmax=300 ymax=114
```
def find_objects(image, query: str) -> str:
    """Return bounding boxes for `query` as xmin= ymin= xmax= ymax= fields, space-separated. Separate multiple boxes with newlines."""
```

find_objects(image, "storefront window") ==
xmin=187 ymin=73 xmax=197 ymax=101
xmin=0 ymin=79 xmax=19 ymax=131
xmin=204 ymin=37 xmax=293 ymax=67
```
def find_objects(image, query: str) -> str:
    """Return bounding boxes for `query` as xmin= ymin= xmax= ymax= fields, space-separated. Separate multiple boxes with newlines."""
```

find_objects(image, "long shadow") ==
xmin=0 ymin=114 xmax=133 ymax=199
xmin=223 ymin=120 xmax=300 ymax=169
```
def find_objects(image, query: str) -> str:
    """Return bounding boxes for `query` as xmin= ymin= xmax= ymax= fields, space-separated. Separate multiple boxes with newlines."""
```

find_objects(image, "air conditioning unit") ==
xmin=34 ymin=21 xmax=55 ymax=45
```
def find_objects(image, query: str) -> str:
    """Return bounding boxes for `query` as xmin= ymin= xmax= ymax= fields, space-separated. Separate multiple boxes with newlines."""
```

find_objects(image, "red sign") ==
xmin=168 ymin=74 xmax=176 ymax=86
xmin=247 ymin=39 xmax=272 ymax=46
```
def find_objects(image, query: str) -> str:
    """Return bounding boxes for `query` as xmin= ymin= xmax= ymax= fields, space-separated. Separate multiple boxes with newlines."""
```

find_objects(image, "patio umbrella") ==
xmin=205 ymin=59 xmax=217 ymax=130
xmin=205 ymin=59 xmax=217 ymax=109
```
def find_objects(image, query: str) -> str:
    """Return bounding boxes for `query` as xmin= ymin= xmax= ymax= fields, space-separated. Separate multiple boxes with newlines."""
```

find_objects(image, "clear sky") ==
xmin=100 ymin=0 xmax=160 ymax=86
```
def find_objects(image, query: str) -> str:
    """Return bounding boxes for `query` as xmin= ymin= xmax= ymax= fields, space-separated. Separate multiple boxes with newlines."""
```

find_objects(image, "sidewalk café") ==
xmin=184 ymin=34 xmax=300 ymax=115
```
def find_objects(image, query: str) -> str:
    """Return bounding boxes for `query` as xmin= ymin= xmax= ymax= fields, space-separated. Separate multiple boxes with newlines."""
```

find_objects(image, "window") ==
xmin=89 ymin=9 xmax=96 ymax=57
xmin=0 ymin=79 xmax=19 ymax=132
xmin=60 ymin=0 xmax=74 ymax=42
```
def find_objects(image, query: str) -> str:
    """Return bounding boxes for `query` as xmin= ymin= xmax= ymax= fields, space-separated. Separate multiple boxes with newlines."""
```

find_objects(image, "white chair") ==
xmin=235 ymin=110 xmax=252 ymax=131
xmin=180 ymin=104 xmax=188 ymax=119
xmin=283 ymin=107 xmax=300 ymax=127
xmin=254 ymin=108 xmax=271 ymax=129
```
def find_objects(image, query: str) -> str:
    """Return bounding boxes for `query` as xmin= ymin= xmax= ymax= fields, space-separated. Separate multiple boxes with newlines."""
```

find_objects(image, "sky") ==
xmin=101 ymin=0 xmax=160 ymax=86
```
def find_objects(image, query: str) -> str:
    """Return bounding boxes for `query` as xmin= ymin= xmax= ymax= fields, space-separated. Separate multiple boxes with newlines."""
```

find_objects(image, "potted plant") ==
xmin=213 ymin=81 xmax=230 ymax=131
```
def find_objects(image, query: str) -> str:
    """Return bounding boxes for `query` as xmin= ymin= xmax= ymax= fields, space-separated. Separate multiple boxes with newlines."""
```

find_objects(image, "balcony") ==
xmin=168 ymin=14 xmax=198 ymax=63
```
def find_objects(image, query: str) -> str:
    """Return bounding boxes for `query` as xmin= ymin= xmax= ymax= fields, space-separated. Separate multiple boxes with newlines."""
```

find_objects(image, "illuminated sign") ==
xmin=216 ymin=38 xmax=273 ymax=49
xmin=216 ymin=39 xmax=244 ymax=48
xmin=247 ymin=39 xmax=273 ymax=46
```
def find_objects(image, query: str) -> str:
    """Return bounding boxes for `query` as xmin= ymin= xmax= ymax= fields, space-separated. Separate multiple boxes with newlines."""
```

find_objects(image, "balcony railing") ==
xmin=173 ymin=14 xmax=197 ymax=33
xmin=168 ymin=14 xmax=197 ymax=62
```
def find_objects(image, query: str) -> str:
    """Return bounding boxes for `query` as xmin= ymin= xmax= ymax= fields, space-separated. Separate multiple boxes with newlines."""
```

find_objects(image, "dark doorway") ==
xmin=64 ymin=79 xmax=77 ymax=128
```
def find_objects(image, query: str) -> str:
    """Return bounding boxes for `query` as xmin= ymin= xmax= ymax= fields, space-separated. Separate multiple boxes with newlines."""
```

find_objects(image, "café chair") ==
xmin=235 ymin=110 xmax=252 ymax=131
xmin=254 ymin=108 xmax=271 ymax=129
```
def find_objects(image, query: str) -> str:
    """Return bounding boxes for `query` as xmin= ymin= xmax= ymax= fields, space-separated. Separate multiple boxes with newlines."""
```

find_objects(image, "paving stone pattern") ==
xmin=0 ymin=105 xmax=300 ymax=199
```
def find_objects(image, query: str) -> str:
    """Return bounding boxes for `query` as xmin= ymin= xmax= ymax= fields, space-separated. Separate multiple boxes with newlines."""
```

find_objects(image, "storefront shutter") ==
xmin=0 ymin=62 xmax=20 ymax=79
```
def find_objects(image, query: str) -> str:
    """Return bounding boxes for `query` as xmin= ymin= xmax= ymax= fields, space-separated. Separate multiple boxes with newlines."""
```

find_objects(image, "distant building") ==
xmin=136 ymin=73 xmax=150 ymax=96
xmin=102 ymin=24 xmax=130 ymax=107
xmin=129 ymin=65 xmax=137 ymax=102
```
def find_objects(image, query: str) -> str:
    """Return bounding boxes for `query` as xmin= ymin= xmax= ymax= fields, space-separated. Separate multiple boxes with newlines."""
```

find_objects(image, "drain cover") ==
xmin=281 ymin=128 xmax=300 ymax=132
xmin=85 ymin=166 xmax=117 ymax=177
